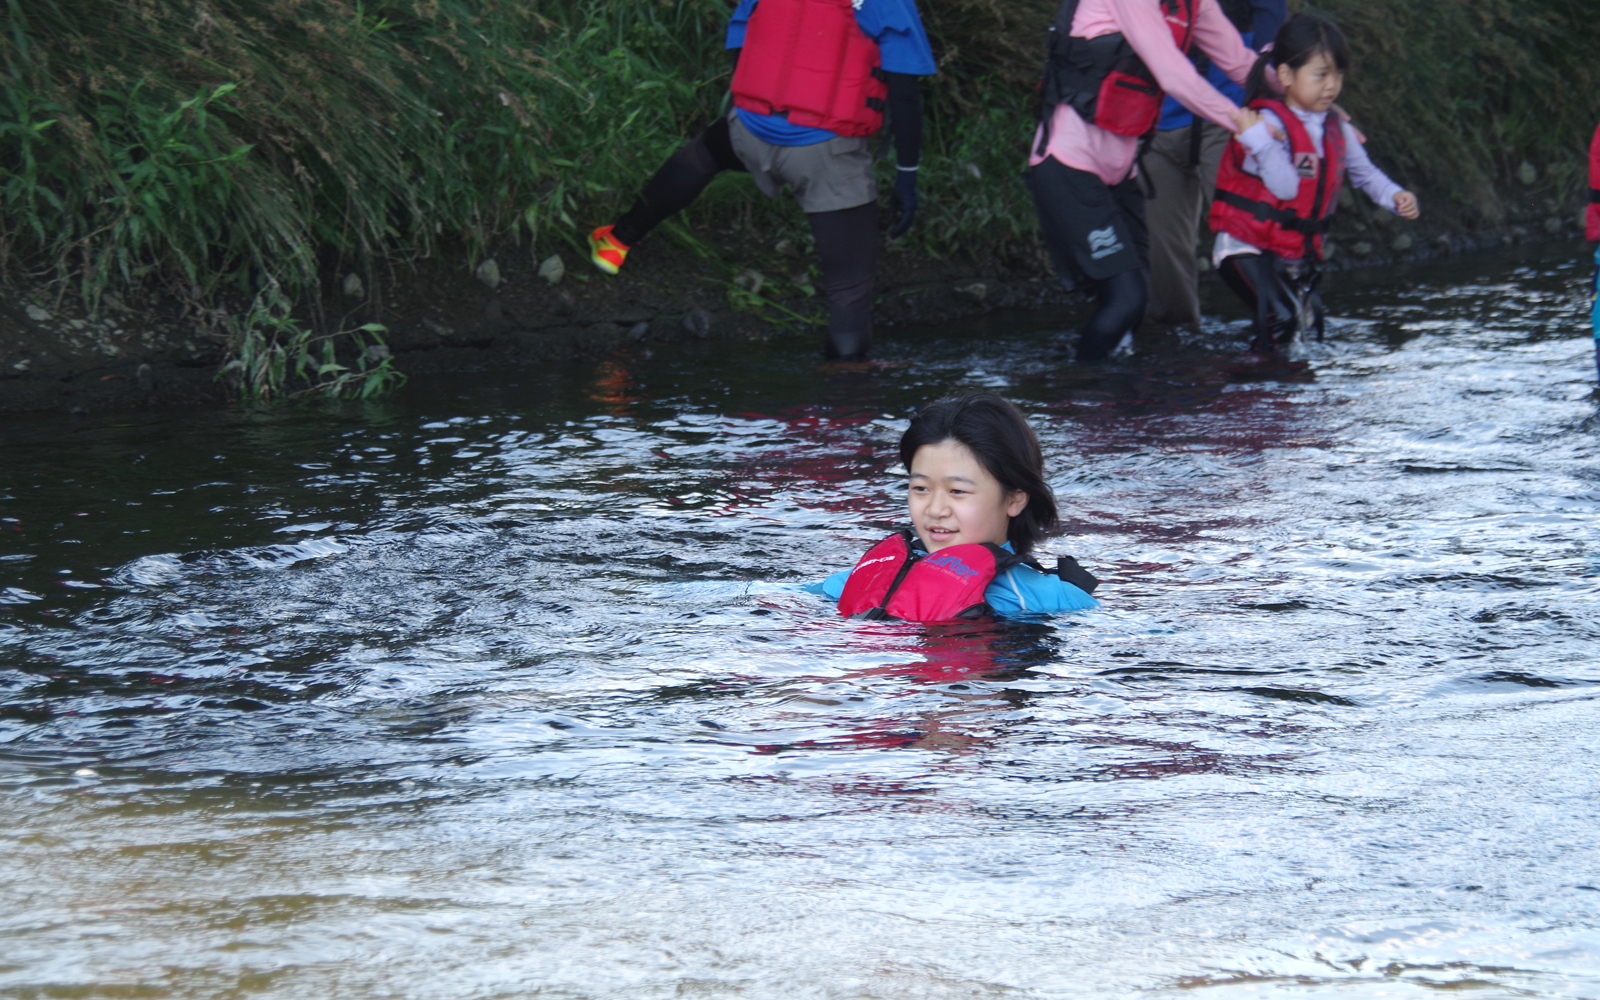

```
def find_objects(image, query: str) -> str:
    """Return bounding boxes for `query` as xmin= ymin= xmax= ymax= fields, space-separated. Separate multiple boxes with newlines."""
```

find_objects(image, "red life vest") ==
xmin=837 ymin=531 xmax=1020 ymax=622
xmin=1037 ymin=0 xmax=1197 ymax=141
xmin=1586 ymin=121 xmax=1600 ymax=243
xmin=1210 ymin=98 xmax=1347 ymax=261
xmin=730 ymin=0 xmax=888 ymax=139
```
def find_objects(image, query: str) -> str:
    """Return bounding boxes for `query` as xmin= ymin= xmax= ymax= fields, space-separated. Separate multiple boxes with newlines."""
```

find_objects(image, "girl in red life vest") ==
xmin=814 ymin=394 xmax=1099 ymax=621
xmin=1209 ymin=14 xmax=1418 ymax=354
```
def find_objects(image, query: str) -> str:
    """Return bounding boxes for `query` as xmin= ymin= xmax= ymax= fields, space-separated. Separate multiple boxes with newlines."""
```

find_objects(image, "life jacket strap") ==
xmin=1590 ymin=188 xmax=1600 ymax=203
xmin=1213 ymin=188 xmax=1331 ymax=235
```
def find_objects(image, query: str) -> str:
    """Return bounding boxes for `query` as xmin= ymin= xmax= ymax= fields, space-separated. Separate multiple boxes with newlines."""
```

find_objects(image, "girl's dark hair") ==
xmin=898 ymin=394 xmax=1059 ymax=555
xmin=1244 ymin=13 xmax=1351 ymax=103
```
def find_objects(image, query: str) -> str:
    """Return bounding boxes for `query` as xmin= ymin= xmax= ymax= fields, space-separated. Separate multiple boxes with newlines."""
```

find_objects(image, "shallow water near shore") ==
xmin=3 ymin=242 xmax=1599 ymax=999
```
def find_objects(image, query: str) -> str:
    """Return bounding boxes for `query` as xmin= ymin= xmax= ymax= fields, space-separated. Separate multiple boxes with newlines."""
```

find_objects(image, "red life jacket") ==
xmin=837 ymin=531 xmax=1020 ymax=622
xmin=1586 ymin=121 xmax=1600 ymax=243
xmin=730 ymin=0 xmax=888 ymax=139
xmin=1209 ymin=98 xmax=1347 ymax=261
xmin=1037 ymin=0 xmax=1197 ymax=142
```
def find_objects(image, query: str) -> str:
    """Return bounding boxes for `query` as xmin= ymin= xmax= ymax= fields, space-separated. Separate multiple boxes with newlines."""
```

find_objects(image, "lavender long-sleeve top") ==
xmin=1214 ymin=105 xmax=1405 ymax=264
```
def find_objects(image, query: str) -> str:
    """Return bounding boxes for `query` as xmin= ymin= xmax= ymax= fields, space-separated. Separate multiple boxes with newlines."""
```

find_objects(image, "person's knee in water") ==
xmin=586 ymin=0 xmax=937 ymax=362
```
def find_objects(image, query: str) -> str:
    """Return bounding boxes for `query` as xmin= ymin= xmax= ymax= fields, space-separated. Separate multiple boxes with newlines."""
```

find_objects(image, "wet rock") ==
xmin=1195 ymin=255 xmax=1212 ymax=272
xmin=25 ymin=304 xmax=50 ymax=323
xmin=12 ymin=359 xmax=30 ymax=371
xmin=956 ymin=281 xmax=988 ymax=304
xmin=365 ymin=344 xmax=391 ymax=362
xmin=552 ymin=291 xmax=576 ymax=316
xmin=342 ymin=273 xmax=365 ymax=299
xmin=1434 ymin=234 xmax=1453 ymax=253
xmin=1544 ymin=216 xmax=1564 ymax=234
xmin=476 ymin=258 xmax=502 ymax=290
xmin=1391 ymin=233 xmax=1413 ymax=252
xmin=1516 ymin=161 xmax=1538 ymax=185
xmin=627 ymin=321 xmax=649 ymax=341
xmin=734 ymin=268 xmax=765 ymax=295
xmin=682 ymin=309 xmax=713 ymax=338
xmin=964 ymin=162 xmax=983 ymax=180
xmin=537 ymin=253 xmax=565 ymax=285
xmin=421 ymin=318 xmax=454 ymax=336
xmin=1321 ymin=242 xmax=1337 ymax=261
xmin=775 ymin=239 xmax=798 ymax=258
xmin=136 ymin=363 xmax=155 ymax=392
xmin=1351 ymin=241 xmax=1373 ymax=257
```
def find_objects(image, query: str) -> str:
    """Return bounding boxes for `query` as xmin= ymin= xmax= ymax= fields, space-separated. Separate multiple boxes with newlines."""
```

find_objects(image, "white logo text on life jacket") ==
xmin=1294 ymin=152 xmax=1319 ymax=179
xmin=926 ymin=552 xmax=980 ymax=579
xmin=1087 ymin=226 xmax=1124 ymax=260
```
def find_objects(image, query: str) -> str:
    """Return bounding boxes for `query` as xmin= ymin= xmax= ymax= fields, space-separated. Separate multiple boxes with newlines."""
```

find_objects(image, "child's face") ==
xmin=1278 ymin=51 xmax=1343 ymax=113
xmin=907 ymin=439 xmax=1028 ymax=554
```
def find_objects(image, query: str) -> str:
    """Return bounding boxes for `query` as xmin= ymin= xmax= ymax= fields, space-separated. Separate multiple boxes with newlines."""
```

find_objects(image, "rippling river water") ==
xmin=3 ymin=244 xmax=1599 ymax=999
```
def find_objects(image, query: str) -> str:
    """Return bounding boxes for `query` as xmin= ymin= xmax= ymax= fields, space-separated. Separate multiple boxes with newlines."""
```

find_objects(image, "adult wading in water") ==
xmin=587 ymin=0 xmax=936 ymax=361
xmin=1028 ymin=0 xmax=1263 ymax=362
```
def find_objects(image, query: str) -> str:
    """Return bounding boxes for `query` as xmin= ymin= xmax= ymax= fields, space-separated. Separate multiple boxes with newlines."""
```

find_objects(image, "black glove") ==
xmin=889 ymin=167 xmax=918 ymax=238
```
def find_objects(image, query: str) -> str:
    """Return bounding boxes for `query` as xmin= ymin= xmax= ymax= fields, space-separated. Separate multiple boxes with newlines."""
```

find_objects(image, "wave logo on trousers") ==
xmin=1088 ymin=226 xmax=1124 ymax=260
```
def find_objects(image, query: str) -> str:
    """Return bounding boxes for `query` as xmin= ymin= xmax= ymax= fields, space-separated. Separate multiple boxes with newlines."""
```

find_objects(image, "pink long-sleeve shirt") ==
xmin=1029 ymin=0 xmax=1258 ymax=184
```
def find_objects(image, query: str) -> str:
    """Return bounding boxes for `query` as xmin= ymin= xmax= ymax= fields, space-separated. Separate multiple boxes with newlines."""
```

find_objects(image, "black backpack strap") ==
xmin=1016 ymin=552 xmax=1100 ymax=594
xmin=1054 ymin=555 xmax=1100 ymax=594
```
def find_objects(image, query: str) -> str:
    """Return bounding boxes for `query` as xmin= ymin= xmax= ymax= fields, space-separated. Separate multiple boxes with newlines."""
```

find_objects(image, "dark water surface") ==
xmin=3 ymin=244 xmax=1599 ymax=999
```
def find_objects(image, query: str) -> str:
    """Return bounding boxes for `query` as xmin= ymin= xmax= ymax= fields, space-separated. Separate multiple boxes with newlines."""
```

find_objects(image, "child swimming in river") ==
xmin=1209 ymin=13 xmax=1419 ymax=353
xmin=817 ymin=394 xmax=1099 ymax=621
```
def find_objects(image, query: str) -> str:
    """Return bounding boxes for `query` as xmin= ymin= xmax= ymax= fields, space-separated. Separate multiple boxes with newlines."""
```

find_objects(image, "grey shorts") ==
xmin=727 ymin=112 xmax=876 ymax=215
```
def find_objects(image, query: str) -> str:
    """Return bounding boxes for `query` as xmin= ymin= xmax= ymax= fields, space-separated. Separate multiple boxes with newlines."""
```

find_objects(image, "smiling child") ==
xmin=817 ymin=394 xmax=1098 ymax=621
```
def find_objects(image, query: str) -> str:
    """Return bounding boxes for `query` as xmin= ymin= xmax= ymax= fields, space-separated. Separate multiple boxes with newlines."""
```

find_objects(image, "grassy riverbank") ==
xmin=2 ymin=0 xmax=1597 ymax=394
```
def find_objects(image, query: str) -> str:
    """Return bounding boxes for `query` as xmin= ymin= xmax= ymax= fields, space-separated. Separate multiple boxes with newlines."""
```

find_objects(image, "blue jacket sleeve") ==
xmin=983 ymin=564 xmax=1098 ymax=614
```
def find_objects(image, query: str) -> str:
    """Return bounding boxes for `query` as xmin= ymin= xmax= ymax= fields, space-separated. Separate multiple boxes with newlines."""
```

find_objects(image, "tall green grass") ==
xmin=1313 ymin=0 xmax=1600 ymax=222
xmin=1 ymin=0 xmax=1597 ymax=396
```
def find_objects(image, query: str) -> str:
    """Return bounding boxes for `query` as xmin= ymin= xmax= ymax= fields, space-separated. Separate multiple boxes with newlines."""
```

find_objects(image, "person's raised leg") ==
xmin=592 ymin=117 xmax=746 ymax=273
xmin=1027 ymin=157 xmax=1148 ymax=362
xmin=808 ymin=201 xmax=879 ymax=360
xmin=1077 ymin=266 xmax=1151 ymax=362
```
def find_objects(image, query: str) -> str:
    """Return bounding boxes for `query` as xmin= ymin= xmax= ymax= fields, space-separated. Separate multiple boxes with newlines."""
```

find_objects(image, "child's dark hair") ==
xmin=1244 ymin=13 xmax=1351 ymax=103
xmin=898 ymin=394 xmax=1059 ymax=555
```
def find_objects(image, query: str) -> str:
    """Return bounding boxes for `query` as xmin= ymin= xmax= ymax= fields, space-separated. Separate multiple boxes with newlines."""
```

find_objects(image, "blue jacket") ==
xmin=811 ymin=541 xmax=1098 ymax=616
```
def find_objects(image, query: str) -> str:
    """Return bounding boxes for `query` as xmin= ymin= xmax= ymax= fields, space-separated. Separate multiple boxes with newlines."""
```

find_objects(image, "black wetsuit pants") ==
xmin=611 ymin=116 xmax=878 ymax=360
xmin=1217 ymin=252 xmax=1324 ymax=353
xmin=1027 ymin=157 xmax=1151 ymax=363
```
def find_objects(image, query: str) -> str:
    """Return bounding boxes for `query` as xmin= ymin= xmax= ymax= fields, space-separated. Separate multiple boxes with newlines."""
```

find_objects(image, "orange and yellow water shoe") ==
xmin=588 ymin=225 xmax=630 ymax=275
